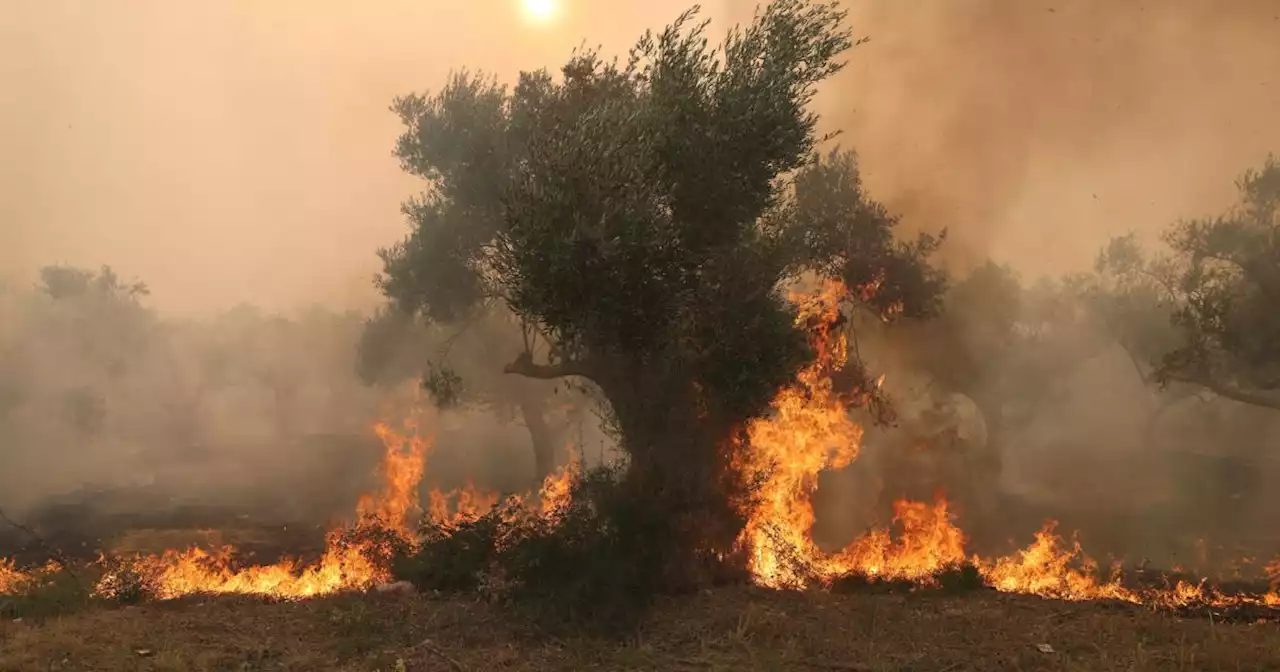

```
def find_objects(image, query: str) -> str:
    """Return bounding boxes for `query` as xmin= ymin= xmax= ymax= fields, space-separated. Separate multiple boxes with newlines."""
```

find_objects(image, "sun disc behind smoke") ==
xmin=520 ymin=0 xmax=560 ymax=24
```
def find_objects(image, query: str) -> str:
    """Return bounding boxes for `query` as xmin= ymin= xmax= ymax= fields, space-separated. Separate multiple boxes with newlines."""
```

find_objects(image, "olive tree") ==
xmin=378 ymin=1 xmax=943 ymax=583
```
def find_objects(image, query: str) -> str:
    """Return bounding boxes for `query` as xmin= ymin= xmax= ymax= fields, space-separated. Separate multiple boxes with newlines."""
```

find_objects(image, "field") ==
xmin=3 ymin=586 xmax=1279 ymax=672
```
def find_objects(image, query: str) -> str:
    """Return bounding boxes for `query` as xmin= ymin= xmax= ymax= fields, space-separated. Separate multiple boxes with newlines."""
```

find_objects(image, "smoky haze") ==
xmin=0 ymin=0 xmax=740 ymax=315
xmin=6 ymin=1 xmax=1276 ymax=308
xmin=0 ymin=0 xmax=1278 ymax=570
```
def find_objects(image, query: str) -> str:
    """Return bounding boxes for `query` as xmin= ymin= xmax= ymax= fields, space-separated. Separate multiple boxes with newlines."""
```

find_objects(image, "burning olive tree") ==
xmin=378 ymin=1 xmax=943 ymax=587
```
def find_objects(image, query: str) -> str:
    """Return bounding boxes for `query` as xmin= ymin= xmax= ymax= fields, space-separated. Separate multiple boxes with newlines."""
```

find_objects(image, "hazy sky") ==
xmin=3 ymin=0 xmax=1278 ymax=314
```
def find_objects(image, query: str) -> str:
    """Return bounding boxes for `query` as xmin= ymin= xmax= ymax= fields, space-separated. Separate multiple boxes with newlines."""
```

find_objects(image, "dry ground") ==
xmin=3 ymin=587 xmax=1279 ymax=671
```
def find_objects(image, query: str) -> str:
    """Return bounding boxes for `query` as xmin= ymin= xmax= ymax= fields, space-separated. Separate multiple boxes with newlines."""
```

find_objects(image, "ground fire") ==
xmin=47 ymin=413 xmax=579 ymax=602
xmin=1 ymin=283 xmax=1277 ymax=615
xmin=734 ymin=280 xmax=1280 ymax=611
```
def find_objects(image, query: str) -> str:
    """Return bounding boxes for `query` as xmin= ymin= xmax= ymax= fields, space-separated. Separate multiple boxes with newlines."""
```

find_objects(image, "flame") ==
xmin=89 ymin=419 xmax=433 ymax=600
xmin=356 ymin=420 xmax=428 ymax=535
xmin=537 ymin=448 xmax=578 ymax=518
xmin=735 ymin=279 xmax=1280 ymax=610
xmin=3 ymin=278 xmax=1278 ymax=613
xmin=78 ymin=426 xmax=581 ymax=601
xmin=426 ymin=481 xmax=501 ymax=527
xmin=0 ymin=559 xmax=31 ymax=594
xmin=829 ymin=497 xmax=967 ymax=582
xmin=979 ymin=522 xmax=1137 ymax=602
xmin=98 ymin=540 xmax=387 ymax=600
xmin=735 ymin=279 xmax=865 ymax=588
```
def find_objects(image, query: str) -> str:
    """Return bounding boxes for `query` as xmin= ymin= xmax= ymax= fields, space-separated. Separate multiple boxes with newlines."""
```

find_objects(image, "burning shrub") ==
xmin=328 ymin=518 xmax=415 ymax=579
xmin=94 ymin=556 xmax=156 ymax=605
xmin=392 ymin=504 xmax=513 ymax=594
xmin=389 ymin=463 xmax=730 ymax=634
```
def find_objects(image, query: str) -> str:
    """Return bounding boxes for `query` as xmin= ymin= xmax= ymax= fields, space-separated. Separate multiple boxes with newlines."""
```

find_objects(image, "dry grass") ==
xmin=2 ymin=587 xmax=1279 ymax=671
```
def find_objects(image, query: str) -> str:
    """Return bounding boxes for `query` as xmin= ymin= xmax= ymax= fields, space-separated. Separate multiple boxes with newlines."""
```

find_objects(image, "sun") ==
xmin=520 ymin=0 xmax=560 ymax=23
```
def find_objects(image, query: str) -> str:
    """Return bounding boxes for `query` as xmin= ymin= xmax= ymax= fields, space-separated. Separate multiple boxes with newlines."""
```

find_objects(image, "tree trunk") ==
xmin=597 ymin=371 xmax=750 ymax=590
xmin=505 ymin=354 xmax=751 ymax=590
xmin=518 ymin=390 xmax=557 ymax=484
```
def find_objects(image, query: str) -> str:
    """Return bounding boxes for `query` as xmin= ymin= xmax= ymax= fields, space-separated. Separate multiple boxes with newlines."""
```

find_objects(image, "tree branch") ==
xmin=0 ymin=506 xmax=82 ymax=591
xmin=1165 ymin=372 xmax=1280 ymax=411
xmin=503 ymin=351 xmax=593 ymax=380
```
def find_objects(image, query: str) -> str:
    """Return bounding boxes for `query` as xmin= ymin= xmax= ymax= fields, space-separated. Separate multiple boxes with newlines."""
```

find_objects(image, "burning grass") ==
xmin=3 ymin=281 xmax=1280 ymax=637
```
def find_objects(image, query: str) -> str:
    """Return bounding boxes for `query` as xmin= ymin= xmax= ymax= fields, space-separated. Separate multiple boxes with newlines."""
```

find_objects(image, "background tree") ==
xmin=356 ymin=303 xmax=586 ymax=483
xmin=1074 ymin=233 xmax=1210 ymax=446
xmin=1077 ymin=157 xmax=1280 ymax=412
xmin=1158 ymin=157 xmax=1280 ymax=409
xmin=378 ymin=1 xmax=944 ymax=584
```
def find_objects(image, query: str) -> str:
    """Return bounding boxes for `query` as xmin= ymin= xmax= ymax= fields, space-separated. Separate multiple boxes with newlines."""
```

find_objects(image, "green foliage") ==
xmin=1085 ymin=233 xmax=1183 ymax=376
xmin=420 ymin=361 xmax=464 ymax=409
xmin=792 ymin=149 xmax=948 ymax=319
xmin=495 ymin=480 xmax=660 ymax=634
xmin=355 ymin=306 xmax=426 ymax=388
xmin=38 ymin=265 xmax=149 ymax=303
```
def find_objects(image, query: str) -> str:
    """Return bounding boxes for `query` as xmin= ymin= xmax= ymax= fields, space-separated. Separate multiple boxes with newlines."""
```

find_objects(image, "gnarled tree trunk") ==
xmin=504 ymin=353 xmax=753 ymax=590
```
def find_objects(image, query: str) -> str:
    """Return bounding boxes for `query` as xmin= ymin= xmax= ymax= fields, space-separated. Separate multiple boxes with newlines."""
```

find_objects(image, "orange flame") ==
xmin=979 ymin=522 xmax=1137 ymax=602
xmin=0 ymin=559 xmax=30 ymax=594
xmin=81 ymin=425 xmax=581 ymax=602
xmin=736 ymin=279 xmax=1280 ymax=610
xmin=91 ymin=419 xmax=433 ymax=600
xmin=735 ymin=279 xmax=864 ymax=588
xmin=537 ymin=449 xmax=578 ymax=518
xmin=356 ymin=421 xmax=428 ymax=535
xmin=829 ymin=497 xmax=967 ymax=582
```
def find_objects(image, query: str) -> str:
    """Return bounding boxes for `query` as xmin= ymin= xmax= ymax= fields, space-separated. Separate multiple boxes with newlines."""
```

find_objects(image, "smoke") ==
xmin=0 ymin=265 xmax=614 ymax=548
xmin=2 ymin=0 xmax=1277 ymax=571
xmin=0 ymin=0 xmax=657 ymax=543
xmin=0 ymin=273 xmax=380 ymax=520
xmin=807 ymin=0 xmax=1280 ymax=274
xmin=0 ymin=0 xmax=734 ymax=316
xmin=696 ymin=0 xmax=1280 ymax=571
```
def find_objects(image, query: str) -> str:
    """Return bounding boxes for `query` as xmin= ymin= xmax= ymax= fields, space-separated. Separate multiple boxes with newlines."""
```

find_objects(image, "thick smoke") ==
xmin=814 ymin=0 xmax=1280 ymax=272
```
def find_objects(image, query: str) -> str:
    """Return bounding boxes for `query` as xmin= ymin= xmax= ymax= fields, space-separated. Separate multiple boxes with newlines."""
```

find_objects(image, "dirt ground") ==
xmin=2 ymin=587 xmax=1279 ymax=672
